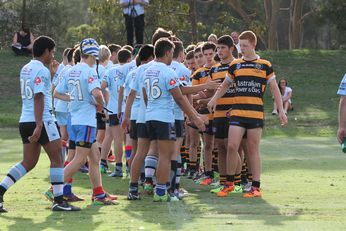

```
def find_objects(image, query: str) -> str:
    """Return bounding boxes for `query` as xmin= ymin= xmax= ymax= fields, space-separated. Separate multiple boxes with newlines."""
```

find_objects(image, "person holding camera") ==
xmin=120 ymin=0 xmax=149 ymax=47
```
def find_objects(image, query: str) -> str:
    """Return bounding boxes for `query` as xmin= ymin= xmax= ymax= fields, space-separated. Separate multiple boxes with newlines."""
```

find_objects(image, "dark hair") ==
xmin=63 ymin=48 xmax=70 ymax=58
xmin=154 ymin=38 xmax=175 ymax=58
xmin=185 ymin=44 xmax=196 ymax=53
xmin=193 ymin=46 xmax=202 ymax=54
xmin=133 ymin=44 xmax=142 ymax=56
xmin=217 ymin=35 xmax=234 ymax=48
xmin=152 ymin=28 xmax=172 ymax=45
xmin=202 ymin=42 xmax=216 ymax=53
xmin=173 ymin=41 xmax=184 ymax=59
xmin=186 ymin=50 xmax=195 ymax=60
xmin=118 ymin=49 xmax=132 ymax=63
xmin=21 ymin=27 xmax=30 ymax=34
xmin=214 ymin=53 xmax=220 ymax=62
xmin=67 ymin=48 xmax=75 ymax=63
xmin=278 ymin=78 xmax=288 ymax=95
xmin=73 ymin=49 xmax=81 ymax=64
xmin=122 ymin=45 xmax=133 ymax=52
xmin=32 ymin=36 xmax=55 ymax=58
xmin=138 ymin=44 xmax=154 ymax=62
xmin=108 ymin=44 xmax=121 ymax=54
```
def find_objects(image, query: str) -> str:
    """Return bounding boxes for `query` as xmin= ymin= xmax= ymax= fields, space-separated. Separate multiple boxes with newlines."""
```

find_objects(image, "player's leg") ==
xmin=110 ymin=123 xmax=124 ymax=177
xmin=100 ymin=123 xmax=113 ymax=174
xmin=199 ymin=132 xmax=214 ymax=185
xmin=188 ymin=127 xmax=199 ymax=179
xmin=243 ymin=127 xmax=262 ymax=198
xmin=144 ymin=141 xmax=158 ymax=194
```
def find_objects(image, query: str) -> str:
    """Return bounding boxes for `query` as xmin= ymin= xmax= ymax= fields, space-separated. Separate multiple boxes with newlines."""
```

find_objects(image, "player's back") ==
xmin=65 ymin=62 xmax=99 ymax=126
xmin=19 ymin=60 xmax=54 ymax=123
xmin=104 ymin=64 xmax=126 ymax=114
xmin=143 ymin=61 xmax=178 ymax=123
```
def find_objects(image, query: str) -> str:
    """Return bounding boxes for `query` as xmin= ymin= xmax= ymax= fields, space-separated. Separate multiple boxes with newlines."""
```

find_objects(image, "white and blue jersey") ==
xmin=103 ymin=65 xmax=126 ymax=115
xmin=55 ymin=62 xmax=100 ymax=127
xmin=54 ymin=65 xmax=72 ymax=113
xmin=143 ymin=61 xmax=179 ymax=123
xmin=170 ymin=60 xmax=191 ymax=121
xmin=19 ymin=60 xmax=54 ymax=123
xmin=130 ymin=61 xmax=154 ymax=124
xmin=337 ymin=73 xmax=346 ymax=96
xmin=126 ymin=67 xmax=141 ymax=121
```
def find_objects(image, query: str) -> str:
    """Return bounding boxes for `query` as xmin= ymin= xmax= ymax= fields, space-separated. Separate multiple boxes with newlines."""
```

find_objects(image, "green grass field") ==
xmin=0 ymin=48 xmax=345 ymax=230
xmin=0 ymin=133 xmax=345 ymax=231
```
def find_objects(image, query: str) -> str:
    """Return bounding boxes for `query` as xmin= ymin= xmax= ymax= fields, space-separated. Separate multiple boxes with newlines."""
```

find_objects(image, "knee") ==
xmin=227 ymin=142 xmax=239 ymax=154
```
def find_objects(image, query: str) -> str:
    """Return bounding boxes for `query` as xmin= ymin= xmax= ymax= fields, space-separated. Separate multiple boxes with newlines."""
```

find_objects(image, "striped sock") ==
xmin=212 ymin=148 xmax=219 ymax=172
xmin=50 ymin=168 xmax=64 ymax=204
xmin=220 ymin=175 xmax=227 ymax=186
xmin=125 ymin=145 xmax=132 ymax=160
xmin=155 ymin=183 xmax=166 ymax=196
xmin=175 ymin=155 xmax=182 ymax=189
xmin=93 ymin=186 xmax=106 ymax=199
xmin=0 ymin=163 xmax=27 ymax=196
xmin=235 ymin=173 xmax=241 ymax=186
xmin=145 ymin=155 xmax=158 ymax=183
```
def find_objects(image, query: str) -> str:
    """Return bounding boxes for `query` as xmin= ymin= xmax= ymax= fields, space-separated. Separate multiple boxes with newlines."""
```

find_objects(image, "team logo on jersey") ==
xmin=214 ymin=67 xmax=218 ymax=72
xmin=255 ymin=63 xmax=262 ymax=70
xmin=170 ymin=79 xmax=177 ymax=86
xmin=34 ymin=76 xmax=42 ymax=85
xmin=236 ymin=63 xmax=242 ymax=70
xmin=88 ymin=77 xmax=94 ymax=84
xmin=200 ymin=71 xmax=206 ymax=77
xmin=180 ymin=76 xmax=186 ymax=81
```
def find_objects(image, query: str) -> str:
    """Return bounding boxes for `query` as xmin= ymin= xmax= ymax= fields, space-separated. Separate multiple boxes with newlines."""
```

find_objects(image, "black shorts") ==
xmin=96 ymin=112 xmax=106 ymax=130
xmin=108 ymin=114 xmax=121 ymax=127
xmin=204 ymin=120 xmax=215 ymax=135
xmin=229 ymin=118 xmax=264 ymax=129
xmin=130 ymin=120 xmax=138 ymax=140
xmin=146 ymin=120 xmax=176 ymax=141
xmin=175 ymin=120 xmax=185 ymax=138
xmin=213 ymin=117 xmax=230 ymax=139
xmin=137 ymin=123 xmax=150 ymax=139
xmin=19 ymin=121 xmax=60 ymax=145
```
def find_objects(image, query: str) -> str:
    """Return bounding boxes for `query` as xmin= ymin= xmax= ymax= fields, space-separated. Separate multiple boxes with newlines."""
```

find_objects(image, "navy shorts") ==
xmin=146 ymin=120 xmax=176 ymax=141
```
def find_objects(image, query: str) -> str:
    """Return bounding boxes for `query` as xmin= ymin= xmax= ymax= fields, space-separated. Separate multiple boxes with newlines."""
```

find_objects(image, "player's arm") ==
xmin=134 ymin=0 xmax=149 ymax=6
xmin=120 ymin=0 xmax=131 ymax=8
xmin=121 ymin=89 xmax=136 ymax=131
xmin=207 ymin=77 xmax=232 ymax=113
xmin=171 ymin=87 xmax=206 ymax=131
xmin=180 ymin=80 xmax=220 ymax=95
xmin=338 ymin=96 xmax=346 ymax=144
xmin=91 ymin=88 xmax=105 ymax=107
xmin=118 ymin=86 xmax=124 ymax=118
xmin=269 ymin=78 xmax=288 ymax=126
xmin=53 ymin=90 xmax=70 ymax=102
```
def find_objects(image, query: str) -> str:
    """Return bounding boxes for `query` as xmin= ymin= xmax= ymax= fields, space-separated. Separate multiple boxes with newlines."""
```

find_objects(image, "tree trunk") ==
xmin=265 ymin=0 xmax=280 ymax=50
xmin=22 ymin=0 xmax=26 ymax=27
xmin=189 ymin=0 xmax=198 ymax=43
xmin=289 ymin=0 xmax=304 ymax=49
xmin=228 ymin=0 xmax=267 ymax=49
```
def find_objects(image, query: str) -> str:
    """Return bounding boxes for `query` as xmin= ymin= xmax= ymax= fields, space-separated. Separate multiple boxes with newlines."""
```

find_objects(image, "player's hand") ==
xmin=278 ymin=112 xmax=288 ymax=127
xmin=205 ymin=80 xmax=221 ymax=90
xmin=207 ymin=98 xmax=217 ymax=114
xmin=28 ymin=124 xmax=42 ymax=143
xmin=191 ymin=115 xmax=206 ymax=132
xmin=337 ymin=127 xmax=345 ymax=144
xmin=121 ymin=117 xmax=131 ymax=133
xmin=50 ymin=60 xmax=59 ymax=76
xmin=198 ymin=91 xmax=207 ymax=99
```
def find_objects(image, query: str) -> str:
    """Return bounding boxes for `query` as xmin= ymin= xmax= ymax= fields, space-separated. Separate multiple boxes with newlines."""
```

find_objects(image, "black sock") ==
xmin=129 ymin=182 xmax=138 ymax=193
xmin=0 ymin=185 xmax=6 ymax=197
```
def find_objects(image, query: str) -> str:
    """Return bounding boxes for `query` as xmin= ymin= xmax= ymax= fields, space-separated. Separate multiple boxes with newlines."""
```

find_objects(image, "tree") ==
xmin=264 ymin=0 xmax=280 ymax=50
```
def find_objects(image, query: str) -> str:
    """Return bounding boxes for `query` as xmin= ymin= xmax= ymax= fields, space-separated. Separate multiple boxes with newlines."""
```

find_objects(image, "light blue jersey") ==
xmin=106 ymin=60 xmax=114 ymax=70
xmin=54 ymin=65 xmax=72 ymax=113
xmin=126 ymin=67 xmax=141 ymax=120
xmin=103 ymin=65 xmax=126 ymax=115
xmin=124 ymin=66 xmax=138 ymax=97
xmin=96 ymin=64 xmax=108 ymax=83
xmin=143 ymin=61 xmax=179 ymax=123
xmin=337 ymin=73 xmax=346 ymax=96
xmin=170 ymin=60 xmax=191 ymax=120
xmin=130 ymin=61 xmax=154 ymax=124
xmin=55 ymin=62 xmax=100 ymax=127
xmin=19 ymin=60 xmax=55 ymax=123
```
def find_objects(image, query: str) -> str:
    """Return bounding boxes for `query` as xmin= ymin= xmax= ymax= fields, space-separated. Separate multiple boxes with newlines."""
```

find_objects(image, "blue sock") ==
xmin=155 ymin=183 xmax=166 ymax=196
xmin=63 ymin=184 xmax=72 ymax=196
xmin=0 ymin=163 xmax=27 ymax=195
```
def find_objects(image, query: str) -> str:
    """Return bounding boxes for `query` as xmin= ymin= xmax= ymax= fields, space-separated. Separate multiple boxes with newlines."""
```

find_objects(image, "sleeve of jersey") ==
xmin=33 ymin=69 xmax=48 ymax=95
xmin=266 ymin=62 xmax=276 ymax=83
xmin=183 ymin=68 xmax=192 ymax=86
xmin=225 ymin=65 xmax=235 ymax=83
xmin=337 ymin=73 xmax=346 ymax=96
xmin=166 ymin=70 xmax=179 ymax=90
xmin=55 ymin=76 xmax=67 ymax=94
xmin=88 ymin=69 xmax=101 ymax=93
